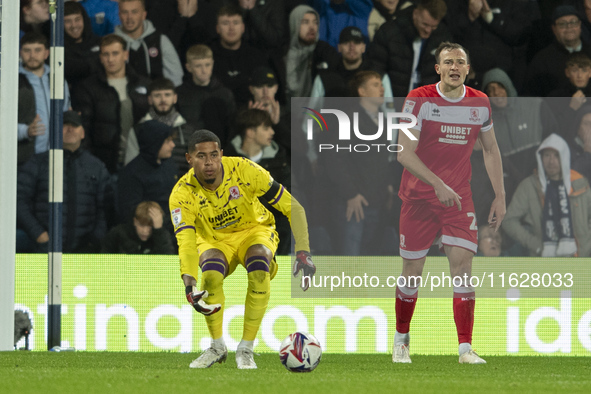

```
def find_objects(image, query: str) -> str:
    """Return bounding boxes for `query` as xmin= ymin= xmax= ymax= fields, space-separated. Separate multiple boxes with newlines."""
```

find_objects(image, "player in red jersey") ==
xmin=393 ymin=42 xmax=506 ymax=364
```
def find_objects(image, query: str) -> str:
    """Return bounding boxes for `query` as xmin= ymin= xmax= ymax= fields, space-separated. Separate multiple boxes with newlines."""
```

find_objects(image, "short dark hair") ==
xmin=148 ymin=78 xmax=176 ymax=95
xmin=435 ymin=41 xmax=470 ymax=64
xmin=235 ymin=109 xmax=273 ymax=139
xmin=100 ymin=34 xmax=127 ymax=51
xmin=217 ymin=4 xmax=243 ymax=20
xmin=64 ymin=1 xmax=85 ymax=17
xmin=187 ymin=130 xmax=222 ymax=153
xmin=20 ymin=32 xmax=49 ymax=49
xmin=348 ymin=70 xmax=382 ymax=97
xmin=417 ymin=0 xmax=447 ymax=20
xmin=566 ymin=52 xmax=591 ymax=69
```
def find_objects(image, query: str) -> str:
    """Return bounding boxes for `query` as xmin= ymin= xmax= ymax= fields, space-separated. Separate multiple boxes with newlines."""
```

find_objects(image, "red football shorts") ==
xmin=399 ymin=199 xmax=478 ymax=260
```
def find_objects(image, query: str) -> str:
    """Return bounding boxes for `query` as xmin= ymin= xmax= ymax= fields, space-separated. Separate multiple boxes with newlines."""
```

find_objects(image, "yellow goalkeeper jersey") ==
xmin=169 ymin=156 xmax=309 ymax=274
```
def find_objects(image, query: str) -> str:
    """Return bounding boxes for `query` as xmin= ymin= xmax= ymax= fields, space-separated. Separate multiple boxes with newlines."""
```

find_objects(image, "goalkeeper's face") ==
xmin=186 ymin=141 xmax=223 ymax=187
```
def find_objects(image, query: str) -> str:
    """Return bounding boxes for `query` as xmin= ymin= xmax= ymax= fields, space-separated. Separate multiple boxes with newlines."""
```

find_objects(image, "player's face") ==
xmin=158 ymin=136 xmax=176 ymax=160
xmin=186 ymin=58 xmax=213 ymax=86
xmin=64 ymin=13 xmax=84 ymax=42
xmin=187 ymin=142 xmax=223 ymax=186
xmin=249 ymin=84 xmax=279 ymax=102
xmin=541 ymin=149 xmax=562 ymax=181
xmin=149 ymin=89 xmax=177 ymax=115
xmin=100 ymin=43 xmax=129 ymax=76
xmin=412 ymin=8 xmax=440 ymax=39
xmin=552 ymin=15 xmax=582 ymax=47
xmin=251 ymin=124 xmax=275 ymax=147
xmin=299 ymin=13 xmax=319 ymax=45
xmin=119 ymin=0 xmax=146 ymax=35
xmin=134 ymin=218 xmax=153 ymax=241
xmin=20 ymin=43 xmax=49 ymax=72
xmin=565 ymin=65 xmax=591 ymax=88
xmin=486 ymin=82 xmax=508 ymax=108
xmin=217 ymin=15 xmax=245 ymax=47
xmin=435 ymin=49 xmax=470 ymax=90
xmin=338 ymin=41 xmax=366 ymax=64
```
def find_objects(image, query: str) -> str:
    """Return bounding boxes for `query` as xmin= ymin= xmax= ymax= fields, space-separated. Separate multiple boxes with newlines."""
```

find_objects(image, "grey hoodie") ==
xmin=286 ymin=5 xmax=320 ymax=98
xmin=114 ymin=20 xmax=184 ymax=86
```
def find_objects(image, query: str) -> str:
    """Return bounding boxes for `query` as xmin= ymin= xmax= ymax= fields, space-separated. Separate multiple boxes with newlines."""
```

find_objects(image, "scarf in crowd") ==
xmin=148 ymin=107 xmax=179 ymax=127
xmin=541 ymin=179 xmax=577 ymax=257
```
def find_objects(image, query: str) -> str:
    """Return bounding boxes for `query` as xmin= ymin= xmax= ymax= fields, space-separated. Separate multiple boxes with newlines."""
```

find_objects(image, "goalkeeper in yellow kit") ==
xmin=169 ymin=129 xmax=315 ymax=369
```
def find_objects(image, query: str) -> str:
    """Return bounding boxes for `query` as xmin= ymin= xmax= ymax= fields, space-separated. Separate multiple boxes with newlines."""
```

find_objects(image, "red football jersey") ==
xmin=399 ymin=82 xmax=493 ymax=203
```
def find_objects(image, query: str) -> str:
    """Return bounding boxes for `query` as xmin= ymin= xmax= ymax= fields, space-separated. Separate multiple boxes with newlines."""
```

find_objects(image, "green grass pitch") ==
xmin=1 ymin=353 xmax=590 ymax=394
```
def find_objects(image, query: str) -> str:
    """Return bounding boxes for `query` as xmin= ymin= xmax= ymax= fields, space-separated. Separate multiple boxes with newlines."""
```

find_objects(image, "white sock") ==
xmin=394 ymin=331 xmax=410 ymax=347
xmin=459 ymin=342 xmax=472 ymax=355
xmin=237 ymin=339 xmax=254 ymax=351
xmin=212 ymin=337 xmax=226 ymax=350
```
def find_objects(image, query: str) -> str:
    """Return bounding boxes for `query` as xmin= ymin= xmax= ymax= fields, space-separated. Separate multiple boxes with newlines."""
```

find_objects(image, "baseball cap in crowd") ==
xmin=339 ymin=26 xmax=364 ymax=44
xmin=552 ymin=5 xmax=580 ymax=23
xmin=63 ymin=111 xmax=83 ymax=127
xmin=249 ymin=66 xmax=278 ymax=87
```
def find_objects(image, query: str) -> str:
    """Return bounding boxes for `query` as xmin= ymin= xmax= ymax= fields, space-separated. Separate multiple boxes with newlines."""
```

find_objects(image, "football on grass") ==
xmin=279 ymin=332 xmax=322 ymax=372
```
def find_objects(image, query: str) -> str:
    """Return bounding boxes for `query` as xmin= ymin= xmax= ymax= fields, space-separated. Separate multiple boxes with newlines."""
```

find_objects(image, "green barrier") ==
xmin=15 ymin=255 xmax=591 ymax=355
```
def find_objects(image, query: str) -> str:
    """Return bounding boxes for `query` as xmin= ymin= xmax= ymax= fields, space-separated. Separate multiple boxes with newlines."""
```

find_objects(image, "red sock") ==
xmin=395 ymin=287 xmax=418 ymax=333
xmin=453 ymin=291 xmax=475 ymax=344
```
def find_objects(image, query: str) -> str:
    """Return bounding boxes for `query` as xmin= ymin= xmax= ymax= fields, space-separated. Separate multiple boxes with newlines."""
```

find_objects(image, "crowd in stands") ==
xmin=14 ymin=0 xmax=591 ymax=257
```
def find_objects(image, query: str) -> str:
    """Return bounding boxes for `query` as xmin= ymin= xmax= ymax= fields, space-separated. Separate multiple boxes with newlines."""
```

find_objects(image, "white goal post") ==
xmin=0 ymin=0 xmax=20 ymax=351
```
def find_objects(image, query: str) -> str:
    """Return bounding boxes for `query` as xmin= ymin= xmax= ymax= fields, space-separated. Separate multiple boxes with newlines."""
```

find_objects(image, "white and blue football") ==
xmin=279 ymin=331 xmax=322 ymax=372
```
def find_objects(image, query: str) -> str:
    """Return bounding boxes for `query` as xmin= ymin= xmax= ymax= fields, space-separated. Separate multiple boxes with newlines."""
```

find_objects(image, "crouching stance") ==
xmin=169 ymin=130 xmax=315 ymax=369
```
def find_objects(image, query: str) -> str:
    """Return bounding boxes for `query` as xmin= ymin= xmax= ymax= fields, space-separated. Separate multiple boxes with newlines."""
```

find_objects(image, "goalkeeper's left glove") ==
xmin=293 ymin=251 xmax=316 ymax=291
xmin=185 ymin=287 xmax=221 ymax=315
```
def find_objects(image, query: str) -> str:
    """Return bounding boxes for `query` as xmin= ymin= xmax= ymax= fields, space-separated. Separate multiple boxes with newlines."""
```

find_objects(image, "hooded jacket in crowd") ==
xmin=114 ymin=19 xmax=184 ymax=86
xmin=503 ymin=134 xmax=591 ymax=257
xmin=64 ymin=3 xmax=101 ymax=92
xmin=284 ymin=5 xmax=340 ymax=100
xmin=117 ymin=120 xmax=179 ymax=233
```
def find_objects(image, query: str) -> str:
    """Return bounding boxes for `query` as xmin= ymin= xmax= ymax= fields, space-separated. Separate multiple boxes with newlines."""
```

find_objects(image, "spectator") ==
xmin=18 ymin=71 xmax=37 ymax=166
xmin=118 ymin=120 xmax=179 ymax=234
xmin=176 ymin=44 xmax=236 ymax=148
xmin=284 ymin=5 xmax=340 ymax=100
xmin=144 ymin=0 xmax=217 ymax=66
xmin=124 ymin=78 xmax=195 ymax=177
xmin=317 ymin=70 xmax=400 ymax=255
xmin=64 ymin=1 xmax=101 ymax=92
xmin=565 ymin=0 xmax=591 ymax=44
xmin=247 ymin=66 xmax=293 ymax=153
xmin=481 ymin=67 xmax=557 ymax=203
xmin=16 ymin=111 xmax=111 ymax=253
xmin=18 ymin=33 xmax=71 ymax=158
xmin=503 ymin=133 xmax=591 ymax=257
xmin=477 ymin=226 xmax=503 ymax=257
xmin=310 ymin=0 xmax=373 ymax=49
xmin=73 ymin=34 xmax=150 ymax=174
xmin=77 ymin=0 xmax=121 ymax=37
xmin=224 ymin=108 xmax=292 ymax=255
xmin=235 ymin=0 xmax=287 ymax=55
xmin=20 ymin=0 xmax=50 ymax=41
xmin=367 ymin=0 xmax=415 ymax=41
xmin=368 ymin=0 xmax=451 ymax=103
xmin=102 ymin=201 xmax=175 ymax=254
xmin=445 ymin=0 xmax=534 ymax=93
xmin=570 ymin=105 xmax=591 ymax=181
xmin=548 ymin=52 xmax=591 ymax=132
xmin=114 ymin=0 xmax=184 ymax=86
xmin=526 ymin=5 xmax=591 ymax=97
xmin=210 ymin=4 xmax=270 ymax=106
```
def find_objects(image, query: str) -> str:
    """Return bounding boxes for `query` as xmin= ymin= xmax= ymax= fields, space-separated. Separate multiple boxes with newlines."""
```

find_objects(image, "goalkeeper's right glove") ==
xmin=185 ymin=286 xmax=221 ymax=315
xmin=293 ymin=251 xmax=316 ymax=291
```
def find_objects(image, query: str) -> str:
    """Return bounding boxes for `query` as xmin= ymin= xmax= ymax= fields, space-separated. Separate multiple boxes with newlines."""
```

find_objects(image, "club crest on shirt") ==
xmin=171 ymin=208 xmax=182 ymax=226
xmin=229 ymin=186 xmax=242 ymax=201
xmin=469 ymin=108 xmax=480 ymax=122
